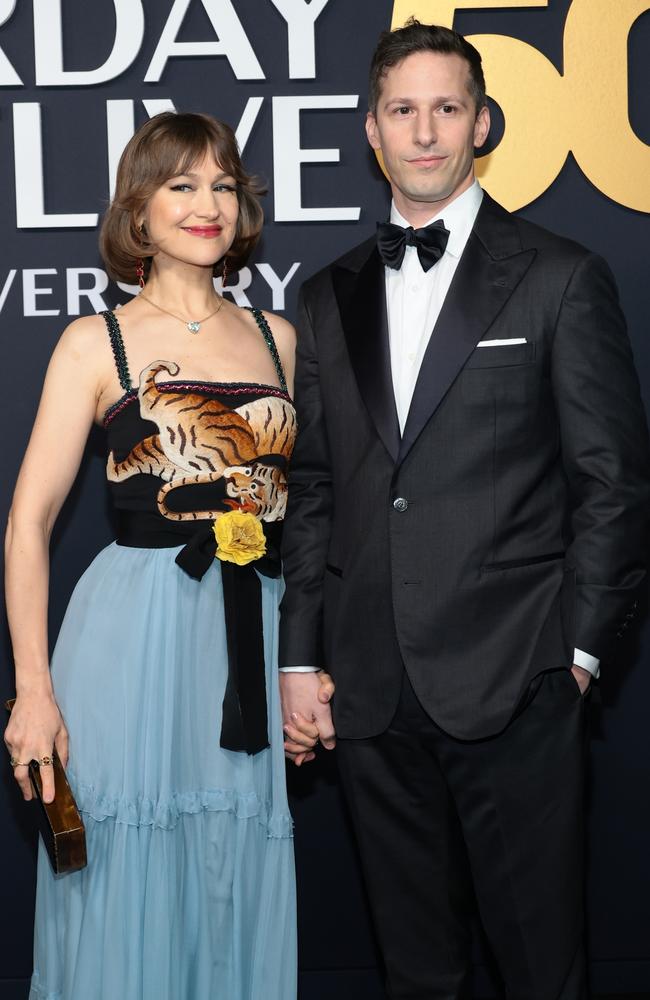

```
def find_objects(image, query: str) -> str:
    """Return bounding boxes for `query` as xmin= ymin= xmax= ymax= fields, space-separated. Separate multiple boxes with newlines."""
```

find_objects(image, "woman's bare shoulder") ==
xmin=46 ymin=313 xmax=116 ymax=389
xmin=55 ymin=312 xmax=111 ymax=355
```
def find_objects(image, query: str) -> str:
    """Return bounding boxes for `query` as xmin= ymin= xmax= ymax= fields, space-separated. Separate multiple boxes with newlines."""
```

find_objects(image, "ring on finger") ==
xmin=10 ymin=756 xmax=30 ymax=768
xmin=37 ymin=755 xmax=54 ymax=767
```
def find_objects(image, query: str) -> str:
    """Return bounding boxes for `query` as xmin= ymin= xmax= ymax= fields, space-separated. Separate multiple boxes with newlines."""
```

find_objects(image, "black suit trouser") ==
xmin=336 ymin=668 xmax=587 ymax=1000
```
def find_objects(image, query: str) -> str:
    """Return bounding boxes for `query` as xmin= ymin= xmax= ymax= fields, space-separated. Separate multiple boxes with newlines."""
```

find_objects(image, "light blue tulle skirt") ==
xmin=29 ymin=542 xmax=296 ymax=1000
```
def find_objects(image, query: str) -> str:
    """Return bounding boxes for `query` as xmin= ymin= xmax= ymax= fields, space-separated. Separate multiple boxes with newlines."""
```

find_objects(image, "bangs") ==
xmin=174 ymin=146 xmax=223 ymax=178
xmin=140 ymin=117 xmax=240 ymax=190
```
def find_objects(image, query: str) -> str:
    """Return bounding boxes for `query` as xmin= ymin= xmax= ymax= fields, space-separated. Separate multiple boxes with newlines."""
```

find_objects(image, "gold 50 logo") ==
xmin=389 ymin=0 xmax=649 ymax=212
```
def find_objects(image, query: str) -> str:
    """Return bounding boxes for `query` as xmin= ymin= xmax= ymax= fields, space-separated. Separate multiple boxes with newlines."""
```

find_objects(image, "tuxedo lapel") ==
xmin=333 ymin=245 xmax=401 ymax=462
xmin=398 ymin=197 xmax=536 ymax=466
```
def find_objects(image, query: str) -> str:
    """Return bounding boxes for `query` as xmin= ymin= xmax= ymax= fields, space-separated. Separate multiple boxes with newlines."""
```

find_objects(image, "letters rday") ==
xmin=0 ymin=0 xmax=331 ymax=84
xmin=1 ymin=263 xmax=302 ymax=320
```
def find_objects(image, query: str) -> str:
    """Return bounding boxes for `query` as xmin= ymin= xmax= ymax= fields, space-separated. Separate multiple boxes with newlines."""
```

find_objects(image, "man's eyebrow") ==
xmin=383 ymin=93 xmax=469 ymax=106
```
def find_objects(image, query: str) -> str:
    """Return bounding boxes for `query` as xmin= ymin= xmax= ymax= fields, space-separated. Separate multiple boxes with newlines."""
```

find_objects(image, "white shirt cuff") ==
xmin=278 ymin=666 xmax=320 ymax=673
xmin=573 ymin=648 xmax=600 ymax=678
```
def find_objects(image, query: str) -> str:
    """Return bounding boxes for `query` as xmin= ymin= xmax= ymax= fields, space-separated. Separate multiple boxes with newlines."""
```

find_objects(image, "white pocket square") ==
xmin=476 ymin=338 xmax=528 ymax=348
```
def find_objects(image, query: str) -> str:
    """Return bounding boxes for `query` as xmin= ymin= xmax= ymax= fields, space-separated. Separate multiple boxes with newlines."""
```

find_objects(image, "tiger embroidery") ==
xmin=106 ymin=360 xmax=296 ymax=522
xmin=223 ymin=463 xmax=287 ymax=522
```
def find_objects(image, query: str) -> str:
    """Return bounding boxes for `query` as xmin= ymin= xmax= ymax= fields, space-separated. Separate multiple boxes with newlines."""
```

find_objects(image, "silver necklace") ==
xmin=139 ymin=292 xmax=224 ymax=334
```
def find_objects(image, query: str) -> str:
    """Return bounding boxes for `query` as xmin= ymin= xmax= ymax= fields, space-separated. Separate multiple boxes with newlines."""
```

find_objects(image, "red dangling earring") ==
xmin=221 ymin=257 xmax=229 ymax=289
xmin=136 ymin=221 xmax=146 ymax=289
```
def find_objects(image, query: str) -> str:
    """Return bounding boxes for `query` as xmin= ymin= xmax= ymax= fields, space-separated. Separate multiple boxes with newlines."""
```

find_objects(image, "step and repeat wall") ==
xmin=1 ymin=1 xmax=649 ymax=994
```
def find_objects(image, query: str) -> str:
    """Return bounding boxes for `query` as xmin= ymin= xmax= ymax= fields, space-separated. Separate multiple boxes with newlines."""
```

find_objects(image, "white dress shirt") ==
xmin=281 ymin=179 xmax=599 ymax=677
xmin=386 ymin=180 xmax=483 ymax=431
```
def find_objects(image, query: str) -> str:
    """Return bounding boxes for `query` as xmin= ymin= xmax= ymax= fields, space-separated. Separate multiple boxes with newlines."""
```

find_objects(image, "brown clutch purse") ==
xmin=5 ymin=699 xmax=87 ymax=875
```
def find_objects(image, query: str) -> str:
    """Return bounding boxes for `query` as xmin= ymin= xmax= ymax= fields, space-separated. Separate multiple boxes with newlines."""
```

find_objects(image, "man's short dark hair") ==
xmin=368 ymin=18 xmax=487 ymax=116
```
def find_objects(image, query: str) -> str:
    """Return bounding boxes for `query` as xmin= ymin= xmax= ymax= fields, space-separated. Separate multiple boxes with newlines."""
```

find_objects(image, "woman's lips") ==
xmin=182 ymin=226 xmax=223 ymax=238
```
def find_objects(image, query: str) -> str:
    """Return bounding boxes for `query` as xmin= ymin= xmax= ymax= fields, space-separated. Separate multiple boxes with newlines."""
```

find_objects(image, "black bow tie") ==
xmin=376 ymin=219 xmax=450 ymax=272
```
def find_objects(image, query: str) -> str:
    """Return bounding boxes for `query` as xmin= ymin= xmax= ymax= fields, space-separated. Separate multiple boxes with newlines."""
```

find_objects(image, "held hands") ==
xmin=571 ymin=664 xmax=592 ymax=696
xmin=4 ymin=690 xmax=69 ymax=803
xmin=280 ymin=671 xmax=336 ymax=766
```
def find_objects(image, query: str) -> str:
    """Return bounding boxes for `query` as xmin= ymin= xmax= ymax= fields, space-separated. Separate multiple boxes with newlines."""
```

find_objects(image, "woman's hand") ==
xmin=4 ymin=691 xmax=69 ymax=803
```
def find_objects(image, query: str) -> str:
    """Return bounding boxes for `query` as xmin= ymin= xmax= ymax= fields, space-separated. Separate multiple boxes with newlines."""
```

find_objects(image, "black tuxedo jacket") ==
xmin=279 ymin=193 xmax=650 ymax=740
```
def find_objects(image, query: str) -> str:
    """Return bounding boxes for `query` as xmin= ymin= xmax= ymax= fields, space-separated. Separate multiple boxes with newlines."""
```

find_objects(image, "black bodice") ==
xmin=100 ymin=309 xmax=296 ymax=525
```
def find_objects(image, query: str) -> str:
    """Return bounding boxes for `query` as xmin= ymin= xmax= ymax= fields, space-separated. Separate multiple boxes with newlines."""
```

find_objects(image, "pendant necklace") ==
xmin=139 ymin=291 xmax=224 ymax=334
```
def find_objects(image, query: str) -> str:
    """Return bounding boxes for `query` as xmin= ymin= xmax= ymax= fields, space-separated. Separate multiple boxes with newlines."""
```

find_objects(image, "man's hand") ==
xmin=280 ymin=671 xmax=336 ymax=766
xmin=571 ymin=664 xmax=592 ymax=696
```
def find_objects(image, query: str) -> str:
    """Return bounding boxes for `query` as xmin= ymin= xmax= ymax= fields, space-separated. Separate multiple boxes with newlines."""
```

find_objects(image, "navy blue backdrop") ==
xmin=1 ymin=1 xmax=649 ymax=996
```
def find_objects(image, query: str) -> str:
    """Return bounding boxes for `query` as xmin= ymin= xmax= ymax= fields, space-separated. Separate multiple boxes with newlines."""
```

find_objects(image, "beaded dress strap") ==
xmin=245 ymin=307 xmax=288 ymax=395
xmin=101 ymin=309 xmax=132 ymax=392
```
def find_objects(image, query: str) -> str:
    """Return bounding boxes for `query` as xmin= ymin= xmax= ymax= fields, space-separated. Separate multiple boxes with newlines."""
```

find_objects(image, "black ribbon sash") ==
xmin=116 ymin=511 xmax=281 ymax=755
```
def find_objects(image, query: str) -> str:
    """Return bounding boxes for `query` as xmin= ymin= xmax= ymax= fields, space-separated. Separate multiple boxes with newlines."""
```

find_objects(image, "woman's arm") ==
xmin=4 ymin=317 xmax=107 ymax=803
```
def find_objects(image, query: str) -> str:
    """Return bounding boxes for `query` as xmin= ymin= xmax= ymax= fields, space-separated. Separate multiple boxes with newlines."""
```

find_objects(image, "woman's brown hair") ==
xmin=100 ymin=111 xmax=265 ymax=284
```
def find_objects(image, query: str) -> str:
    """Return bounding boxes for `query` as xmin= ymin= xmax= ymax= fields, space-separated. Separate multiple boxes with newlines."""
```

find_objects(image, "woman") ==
xmin=4 ymin=111 xmax=330 ymax=1000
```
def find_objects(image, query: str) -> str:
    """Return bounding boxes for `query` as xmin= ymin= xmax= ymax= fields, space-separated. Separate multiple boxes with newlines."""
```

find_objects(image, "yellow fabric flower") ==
xmin=213 ymin=511 xmax=266 ymax=566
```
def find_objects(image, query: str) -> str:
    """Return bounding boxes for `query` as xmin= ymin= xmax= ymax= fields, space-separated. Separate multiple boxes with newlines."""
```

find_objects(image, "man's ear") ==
xmin=473 ymin=104 xmax=490 ymax=151
xmin=366 ymin=112 xmax=381 ymax=151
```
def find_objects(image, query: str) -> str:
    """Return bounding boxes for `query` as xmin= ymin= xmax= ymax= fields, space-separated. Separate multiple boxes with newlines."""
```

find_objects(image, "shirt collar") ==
xmin=389 ymin=180 xmax=483 ymax=259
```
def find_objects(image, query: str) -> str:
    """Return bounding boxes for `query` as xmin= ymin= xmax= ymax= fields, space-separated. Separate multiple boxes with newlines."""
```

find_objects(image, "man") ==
xmin=279 ymin=19 xmax=650 ymax=999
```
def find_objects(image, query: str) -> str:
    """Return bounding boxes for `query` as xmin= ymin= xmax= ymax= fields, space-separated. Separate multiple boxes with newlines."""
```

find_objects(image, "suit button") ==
xmin=393 ymin=497 xmax=408 ymax=512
